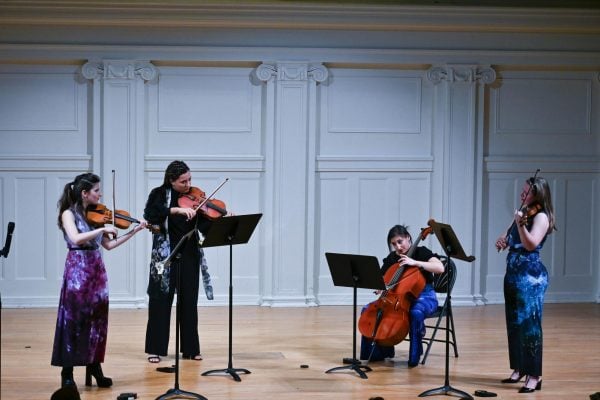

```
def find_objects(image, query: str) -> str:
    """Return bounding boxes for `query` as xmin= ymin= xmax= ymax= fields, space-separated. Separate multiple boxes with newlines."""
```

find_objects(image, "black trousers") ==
xmin=145 ymin=255 xmax=201 ymax=357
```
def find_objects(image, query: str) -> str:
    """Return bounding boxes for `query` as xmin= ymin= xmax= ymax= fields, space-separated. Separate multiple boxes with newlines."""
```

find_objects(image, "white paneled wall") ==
xmin=1 ymin=60 xmax=599 ymax=307
xmin=483 ymin=70 xmax=600 ymax=303
xmin=0 ymin=65 xmax=92 ymax=306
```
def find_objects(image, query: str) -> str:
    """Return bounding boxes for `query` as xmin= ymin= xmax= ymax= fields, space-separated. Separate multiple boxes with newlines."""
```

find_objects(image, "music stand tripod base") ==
xmin=156 ymin=388 xmax=208 ymax=400
xmin=419 ymin=385 xmax=474 ymax=400
xmin=325 ymin=363 xmax=372 ymax=380
xmin=201 ymin=367 xmax=251 ymax=383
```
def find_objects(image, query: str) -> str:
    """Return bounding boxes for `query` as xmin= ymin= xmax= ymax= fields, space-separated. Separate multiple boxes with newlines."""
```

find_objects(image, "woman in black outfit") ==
xmin=144 ymin=161 xmax=214 ymax=363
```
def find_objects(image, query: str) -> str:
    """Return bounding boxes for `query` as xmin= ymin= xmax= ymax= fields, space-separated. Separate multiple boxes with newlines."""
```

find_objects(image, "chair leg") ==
xmin=448 ymin=304 xmax=459 ymax=357
xmin=421 ymin=336 xmax=434 ymax=364
xmin=421 ymin=302 xmax=446 ymax=365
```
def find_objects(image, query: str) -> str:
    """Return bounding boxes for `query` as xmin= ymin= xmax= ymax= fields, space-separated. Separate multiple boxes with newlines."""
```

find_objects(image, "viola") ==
xmin=86 ymin=203 xmax=159 ymax=233
xmin=178 ymin=186 xmax=228 ymax=220
xmin=358 ymin=226 xmax=432 ymax=347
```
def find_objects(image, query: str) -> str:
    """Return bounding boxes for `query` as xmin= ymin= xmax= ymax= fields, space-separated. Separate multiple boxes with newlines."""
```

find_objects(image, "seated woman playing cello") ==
xmin=359 ymin=224 xmax=444 ymax=367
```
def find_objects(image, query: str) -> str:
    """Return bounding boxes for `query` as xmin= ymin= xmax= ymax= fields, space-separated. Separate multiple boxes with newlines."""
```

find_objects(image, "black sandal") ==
xmin=182 ymin=354 xmax=203 ymax=361
xmin=147 ymin=355 xmax=161 ymax=363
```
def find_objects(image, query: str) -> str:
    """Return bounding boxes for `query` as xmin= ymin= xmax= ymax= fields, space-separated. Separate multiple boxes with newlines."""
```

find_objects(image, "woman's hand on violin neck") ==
xmin=133 ymin=220 xmax=148 ymax=233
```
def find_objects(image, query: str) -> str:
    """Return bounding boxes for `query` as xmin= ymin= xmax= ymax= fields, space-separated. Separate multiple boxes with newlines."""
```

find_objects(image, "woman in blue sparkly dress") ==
xmin=51 ymin=173 xmax=146 ymax=391
xmin=495 ymin=176 xmax=555 ymax=393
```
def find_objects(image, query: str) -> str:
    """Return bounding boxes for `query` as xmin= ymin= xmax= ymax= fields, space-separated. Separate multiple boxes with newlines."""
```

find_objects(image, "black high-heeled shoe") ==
xmin=501 ymin=372 xmax=525 ymax=383
xmin=85 ymin=363 xmax=113 ymax=388
xmin=52 ymin=371 xmax=80 ymax=400
xmin=61 ymin=366 xmax=77 ymax=387
xmin=518 ymin=379 xmax=542 ymax=393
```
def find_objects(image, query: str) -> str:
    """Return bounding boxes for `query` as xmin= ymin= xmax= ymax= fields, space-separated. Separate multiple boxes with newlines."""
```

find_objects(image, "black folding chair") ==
xmin=420 ymin=256 xmax=459 ymax=365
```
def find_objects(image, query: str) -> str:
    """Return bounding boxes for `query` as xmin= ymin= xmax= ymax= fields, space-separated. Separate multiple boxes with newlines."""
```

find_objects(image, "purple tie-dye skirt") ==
xmin=51 ymin=249 xmax=109 ymax=367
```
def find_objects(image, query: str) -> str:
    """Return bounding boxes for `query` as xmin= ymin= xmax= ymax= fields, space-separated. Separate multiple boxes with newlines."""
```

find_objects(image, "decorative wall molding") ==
xmin=3 ymin=44 xmax=600 ymax=68
xmin=255 ymin=62 xmax=328 ymax=83
xmin=0 ymin=154 xmax=91 ymax=171
xmin=427 ymin=64 xmax=497 ymax=85
xmin=2 ymin=2 xmax=599 ymax=35
xmin=485 ymin=156 xmax=600 ymax=172
xmin=81 ymin=60 xmax=158 ymax=81
xmin=316 ymin=155 xmax=433 ymax=172
xmin=145 ymin=155 xmax=265 ymax=172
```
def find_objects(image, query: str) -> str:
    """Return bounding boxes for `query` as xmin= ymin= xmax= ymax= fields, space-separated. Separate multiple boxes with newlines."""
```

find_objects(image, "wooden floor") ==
xmin=1 ymin=303 xmax=599 ymax=400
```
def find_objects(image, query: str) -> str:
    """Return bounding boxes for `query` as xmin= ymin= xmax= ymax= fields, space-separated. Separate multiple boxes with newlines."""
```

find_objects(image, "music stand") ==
xmin=419 ymin=219 xmax=475 ymax=400
xmin=156 ymin=228 xmax=207 ymax=400
xmin=201 ymin=213 xmax=262 ymax=382
xmin=324 ymin=253 xmax=385 ymax=379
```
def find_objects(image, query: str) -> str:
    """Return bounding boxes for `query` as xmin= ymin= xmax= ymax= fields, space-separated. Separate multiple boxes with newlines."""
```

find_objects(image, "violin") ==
xmin=178 ymin=180 xmax=229 ymax=220
xmin=86 ymin=203 xmax=159 ymax=233
xmin=518 ymin=202 xmax=542 ymax=227
xmin=358 ymin=226 xmax=432 ymax=347
xmin=497 ymin=168 xmax=541 ymax=252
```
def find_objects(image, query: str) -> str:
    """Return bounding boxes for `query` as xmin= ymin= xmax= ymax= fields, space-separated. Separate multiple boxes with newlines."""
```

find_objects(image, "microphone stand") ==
xmin=1 ymin=222 xmax=16 ymax=308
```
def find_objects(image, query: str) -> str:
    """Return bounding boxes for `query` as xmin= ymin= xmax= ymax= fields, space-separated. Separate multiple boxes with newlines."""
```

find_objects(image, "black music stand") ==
xmin=324 ymin=253 xmax=386 ymax=379
xmin=419 ymin=219 xmax=475 ymax=400
xmin=156 ymin=228 xmax=208 ymax=400
xmin=201 ymin=213 xmax=262 ymax=382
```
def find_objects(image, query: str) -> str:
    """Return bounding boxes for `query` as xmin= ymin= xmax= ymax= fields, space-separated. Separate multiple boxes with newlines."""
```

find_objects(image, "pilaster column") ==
xmin=255 ymin=62 xmax=328 ymax=306
xmin=81 ymin=60 xmax=158 ymax=305
xmin=427 ymin=64 xmax=496 ymax=304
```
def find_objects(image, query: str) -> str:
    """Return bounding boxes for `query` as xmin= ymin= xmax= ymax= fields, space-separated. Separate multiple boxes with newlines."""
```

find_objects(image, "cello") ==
xmin=358 ymin=226 xmax=433 ymax=347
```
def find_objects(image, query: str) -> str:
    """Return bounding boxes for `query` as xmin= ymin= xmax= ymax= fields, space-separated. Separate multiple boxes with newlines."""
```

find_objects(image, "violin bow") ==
xmin=517 ymin=168 xmax=541 ymax=212
xmin=111 ymin=169 xmax=117 ymax=240
xmin=500 ymin=168 xmax=541 ymax=251
xmin=195 ymin=178 xmax=229 ymax=211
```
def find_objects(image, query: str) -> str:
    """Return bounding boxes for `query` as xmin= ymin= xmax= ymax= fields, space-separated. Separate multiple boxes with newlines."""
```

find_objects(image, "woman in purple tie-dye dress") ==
xmin=51 ymin=173 xmax=146 ymax=391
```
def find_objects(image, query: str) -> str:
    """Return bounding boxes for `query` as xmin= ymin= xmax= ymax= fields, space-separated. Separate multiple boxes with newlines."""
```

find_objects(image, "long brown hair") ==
xmin=57 ymin=173 xmax=100 ymax=230
xmin=527 ymin=176 xmax=556 ymax=234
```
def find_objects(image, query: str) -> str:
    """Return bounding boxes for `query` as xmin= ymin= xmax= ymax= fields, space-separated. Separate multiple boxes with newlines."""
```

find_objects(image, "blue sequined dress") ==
xmin=51 ymin=208 xmax=108 ymax=367
xmin=504 ymin=217 xmax=549 ymax=377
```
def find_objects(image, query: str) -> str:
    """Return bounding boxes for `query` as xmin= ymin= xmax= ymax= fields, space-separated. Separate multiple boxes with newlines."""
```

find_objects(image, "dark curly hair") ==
xmin=162 ymin=160 xmax=190 ymax=188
